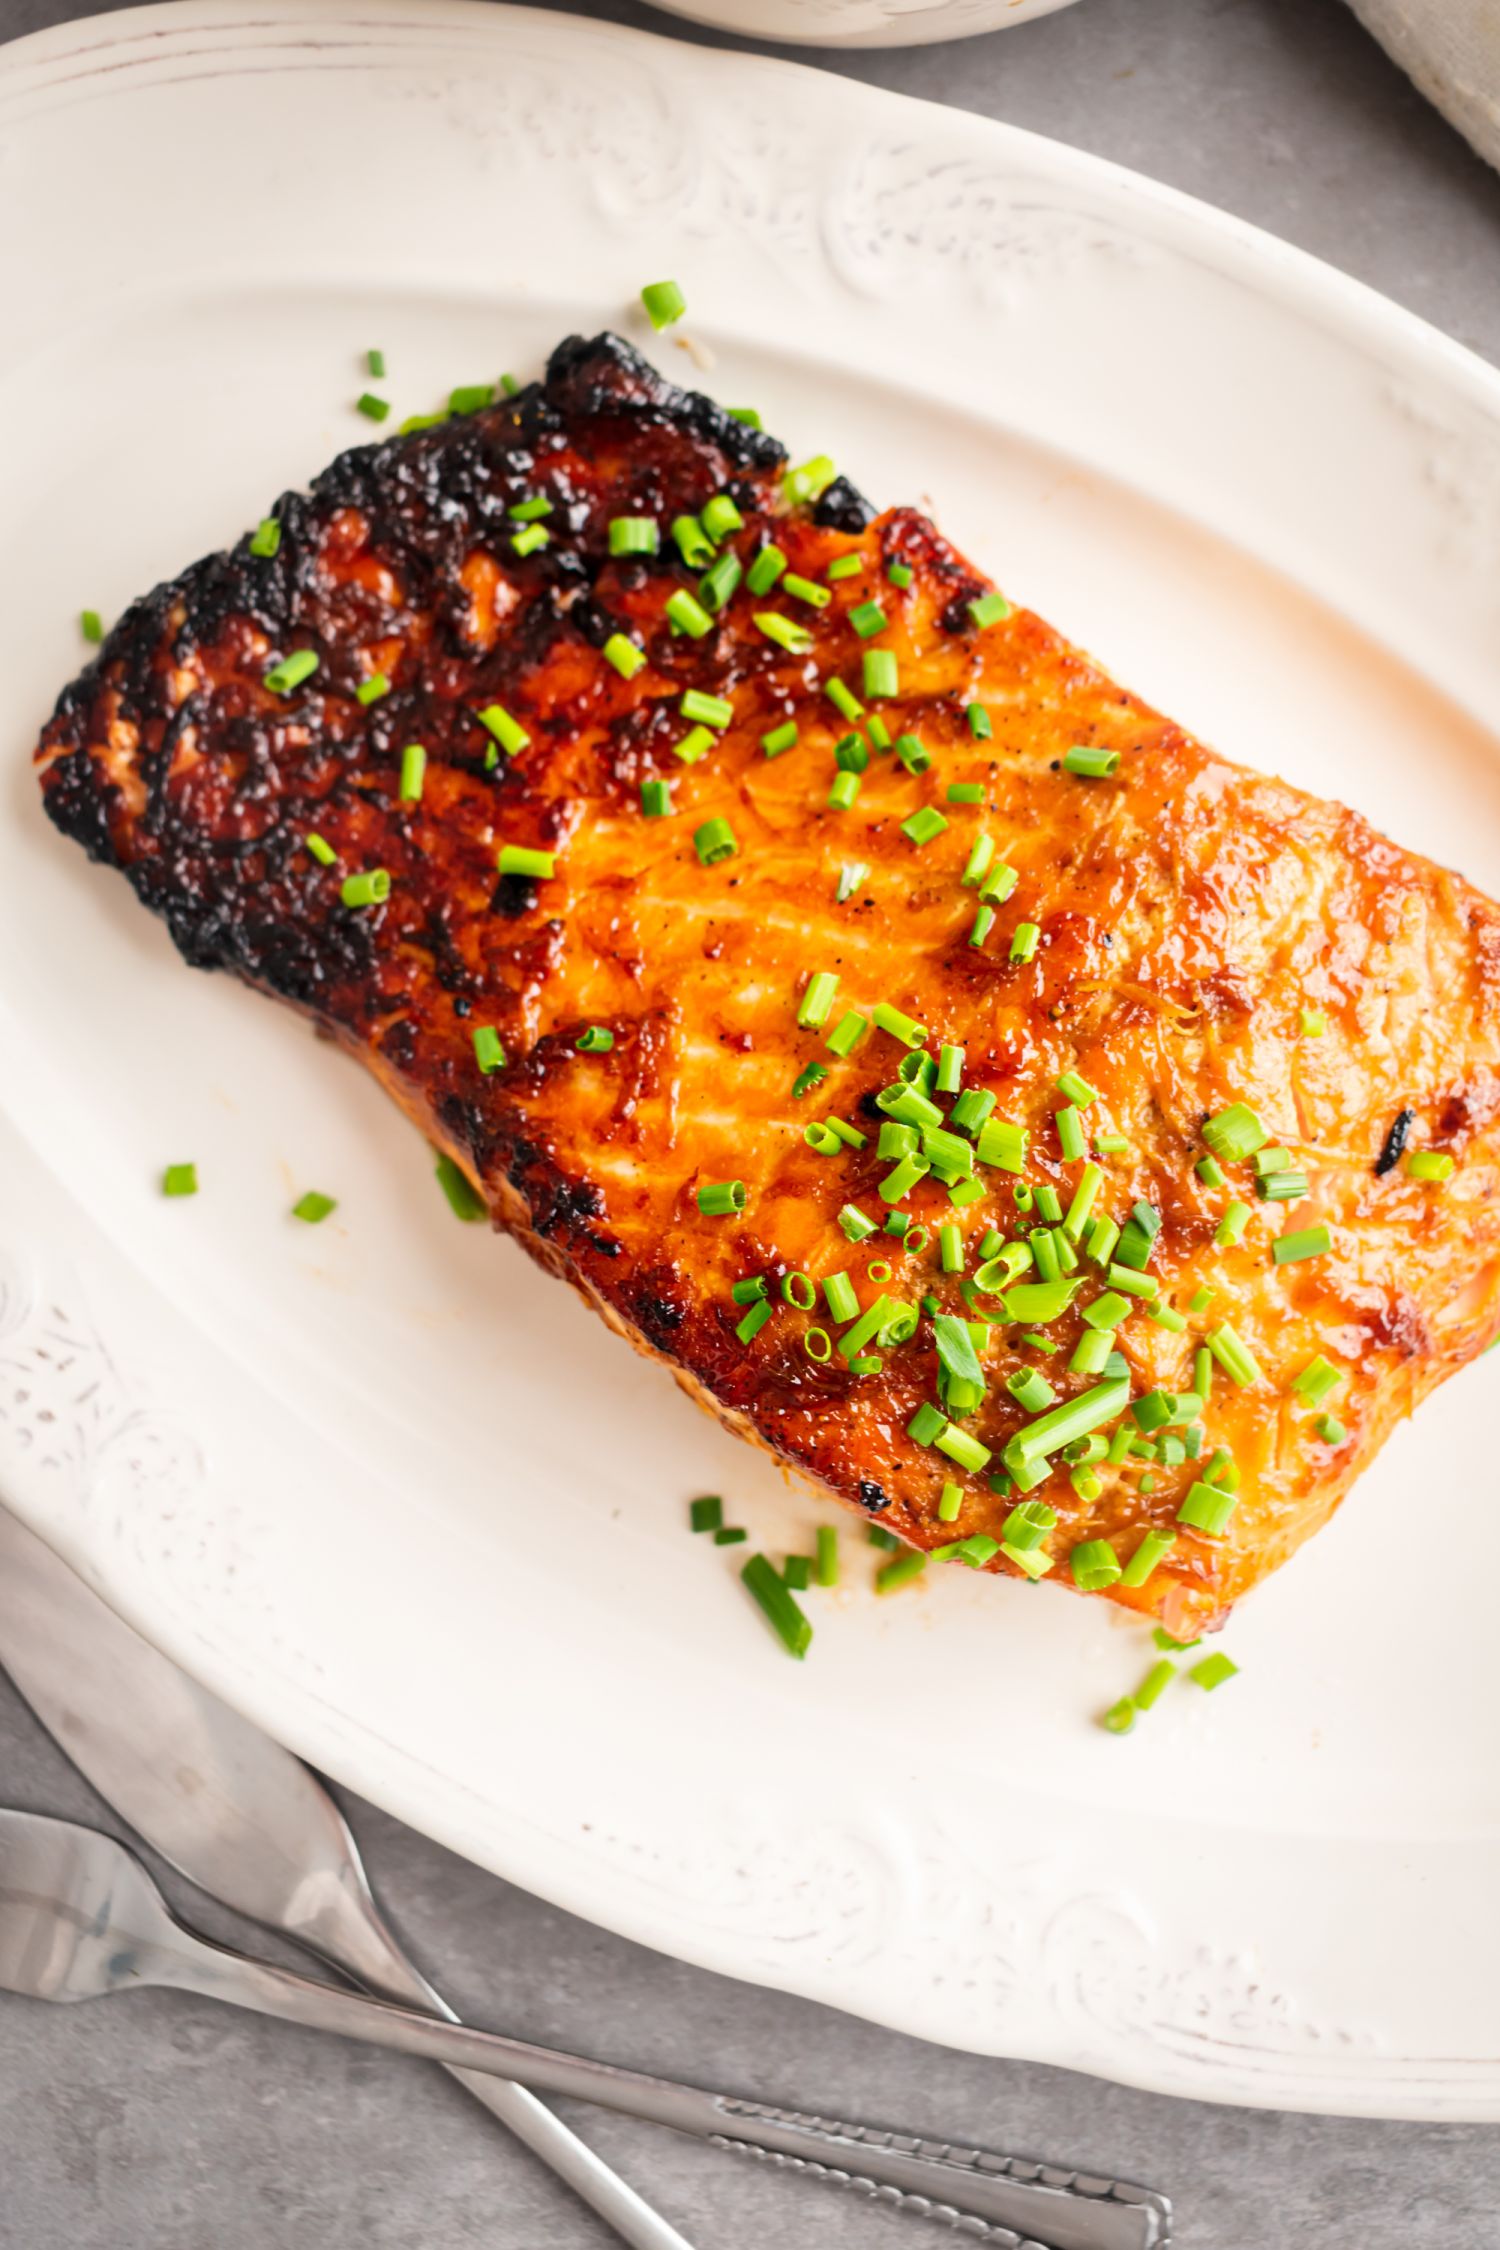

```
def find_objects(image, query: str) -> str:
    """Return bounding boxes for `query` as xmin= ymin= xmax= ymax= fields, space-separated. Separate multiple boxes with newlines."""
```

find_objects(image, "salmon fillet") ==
xmin=35 ymin=332 xmax=1500 ymax=1636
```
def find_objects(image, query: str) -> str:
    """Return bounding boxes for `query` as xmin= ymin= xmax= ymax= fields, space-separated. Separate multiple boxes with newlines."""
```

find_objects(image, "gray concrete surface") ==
xmin=3 ymin=0 xmax=1500 ymax=2243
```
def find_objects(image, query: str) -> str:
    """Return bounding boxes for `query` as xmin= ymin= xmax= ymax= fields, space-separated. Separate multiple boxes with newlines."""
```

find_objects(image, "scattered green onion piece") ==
xmin=1035 ymin=1186 xmax=1063 ymax=1224
xmin=946 ymin=782 xmax=983 ymax=805
xmin=880 ymin=1154 xmax=930 ymax=1204
xmin=575 ymin=1026 xmax=614 ymax=1054
xmin=1054 ymin=1104 xmax=1086 ymax=1162
xmin=1315 ymin=1412 xmax=1348 ymax=1444
xmin=827 ymin=772 xmax=861 ymax=811
xmin=868 ymin=1525 xmax=902 ymax=1550
xmin=783 ymin=1555 xmax=813 ymax=1591
xmin=1107 ymin=1265 xmax=1158 ymax=1301
xmin=608 ymin=515 xmax=659 ymax=557
xmin=341 ymin=869 xmax=391 ymax=908
xmin=1009 ymin=1378 xmax=1131 ymax=1469
xmin=736 ymin=1298 xmax=773 ymax=1345
xmin=876 ymin=1550 xmax=927 ymax=1595
xmin=803 ymin=1326 xmax=833 ymax=1363
xmin=1291 ymin=1354 xmax=1342 ymax=1406
xmin=872 ymin=1001 xmax=928 ymax=1049
xmin=1070 ymin=1539 xmax=1122 ymax=1591
xmin=671 ymin=515 xmax=715 ymax=570
xmin=449 ymin=383 xmax=495 ymax=415
xmin=967 ymin=591 xmax=1010 ymax=630
xmin=478 ymin=703 xmax=530 ymax=758
xmin=1008 ymin=1367 xmax=1056 ymax=1413
xmin=936 ymin=1481 xmax=963 ymax=1524
xmin=641 ymin=778 xmax=672 ymax=818
xmin=1195 ymin=1155 xmax=1226 ymax=1189
xmin=434 ymin=1154 xmax=485 ymax=1222
xmin=741 ymin=1552 xmax=812 ymax=1658
xmin=1258 ymin=1169 xmax=1309 ymax=1203
xmin=863 ymin=649 xmax=898 ymax=699
xmin=974 ymin=1117 xmax=1027 ymax=1173
xmin=806 ymin=1121 xmax=845 ymax=1156
xmin=509 ymin=496 xmax=553 ymax=522
xmin=496 ymin=844 xmax=555 ymax=881
xmin=356 ymin=391 xmax=390 ymax=422
xmin=756 ymin=612 xmax=814 ymax=654
xmin=264 ymin=648 xmax=319 ymax=695
xmin=694 ymin=817 xmax=738 ymax=866
xmin=700 ymin=492 xmax=744 ymax=543
xmin=838 ymin=1205 xmax=878 ymax=1245
xmin=731 ymin=1276 xmax=768 ymax=1307
xmin=1299 ymin=1006 xmax=1327 ymax=1036
xmin=950 ymin=1089 xmax=997 ymax=1137
xmin=1148 ymin=1303 xmax=1187 ymax=1332
xmin=908 ymin=1402 xmax=947 ymax=1446
xmin=888 ymin=561 xmax=914 ymax=589
xmin=1189 ymin=1285 xmax=1215 ymax=1313
xmin=761 ymin=719 xmax=799 ymax=758
xmin=1203 ymin=1102 xmax=1268 ymax=1163
xmin=728 ymin=407 xmax=761 ymax=429
xmin=826 ymin=1010 xmax=869 ymax=1058
xmin=964 ymin=701 xmax=993 ymax=741
xmin=679 ymin=689 xmax=733 ymax=731
xmin=355 ymin=672 xmax=390 ymax=706
xmin=398 ymin=741 xmax=426 ymax=802
xmin=1407 ymin=1149 xmax=1455 ymax=1182
xmin=667 ymin=588 xmax=713 ymax=639
xmin=936 ymin=1423 xmax=992 ymax=1472
xmin=1001 ymin=1279 xmax=1076 ymax=1325
xmin=248 ymin=518 xmax=280 ymax=558
xmin=826 ymin=553 xmax=863 ymax=582
xmin=1206 ymin=1322 xmax=1262 ymax=1386
xmin=1215 ymin=1202 xmax=1252 ymax=1248
xmin=162 ymin=1162 xmax=198 ymax=1198
xmin=783 ymin=455 xmax=837 ymax=506
xmin=305 ymin=833 xmax=337 ymax=868
xmin=1010 ymin=923 xmax=1040 ymax=962
xmin=1101 ymin=1697 xmax=1137 ymax=1734
xmin=1189 ymin=1652 xmax=1238 ymax=1692
xmin=1273 ymin=1225 xmax=1331 ymax=1264
xmin=747 ymin=544 xmax=787 ymax=595
xmin=511 ymin=522 xmax=549 ymax=558
xmin=1062 ymin=744 xmax=1119 ymax=778
xmin=690 ymin=1495 xmax=723 ymax=1533
xmin=472 ymin=1025 xmax=506 ymax=1075
xmin=960 ymin=836 xmax=996 ymax=889
xmin=798 ymin=971 xmax=840 ymax=1030
xmin=815 ymin=1525 xmax=840 ymax=1584
xmin=846 ymin=601 xmax=885 ymax=639
xmin=699 ymin=553 xmax=742 ymax=612
xmin=824 ymin=679 xmax=864 ymax=727
xmin=782 ymin=572 xmax=831 ymax=609
xmin=603 ymin=633 xmax=645 ymax=678
xmin=641 ymin=279 xmax=686 ymax=329
xmin=896 ymin=733 xmax=931 ymax=776
xmin=821 ymin=1271 xmax=859 ymax=1323
xmin=969 ymin=906 xmax=996 ymax=948
xmin=1132 ymin=1658 xmax=1176 ymax=1713
xmin=1094 ymin=1133 xmax=1129 ymax=1156
xmin=938 ymin=1223 xmax=963 ymax=1274
xmin=697 ymin=1179 xmax=746 ymax=1216
xmin=792 ymin=1061 xmax=829 ymax=1099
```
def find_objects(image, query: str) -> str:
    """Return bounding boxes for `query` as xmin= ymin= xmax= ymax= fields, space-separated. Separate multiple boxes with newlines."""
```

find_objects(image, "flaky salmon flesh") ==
xmin=35 ymin=333 xmax=1500 ymax=1638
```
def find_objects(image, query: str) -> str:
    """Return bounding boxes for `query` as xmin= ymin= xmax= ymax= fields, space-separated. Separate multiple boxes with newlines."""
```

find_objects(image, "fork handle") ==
xmin=150 ymin=1937 xmax=1169 ymax=2250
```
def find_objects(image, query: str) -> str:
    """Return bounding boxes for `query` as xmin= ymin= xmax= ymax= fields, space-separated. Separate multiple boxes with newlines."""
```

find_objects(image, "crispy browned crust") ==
xmin=36 ymin=333 xmax=1500 ymax=1635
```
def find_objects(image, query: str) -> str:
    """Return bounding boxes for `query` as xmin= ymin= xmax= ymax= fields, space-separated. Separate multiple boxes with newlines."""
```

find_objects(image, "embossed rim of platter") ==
xmin=4 ymin=0 xmax=1500 ymax=2120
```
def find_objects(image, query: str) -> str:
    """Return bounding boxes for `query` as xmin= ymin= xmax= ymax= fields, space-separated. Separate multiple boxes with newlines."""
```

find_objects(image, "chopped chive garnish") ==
xmin=838 ymin=1204 xmax=878 ymax=1243
xmin=1062 ymin=744 xmax=1118 ymax=778
xmin=1177 ymin=1481 xmax=1237 ymax=1536
xmin=575 ymin=1026 xmax=614 ymax=1054
xmin=837 ymin=860 xmax=869 ymax=902
xmin=434 ymin=1154 xmax=485 ymax=1222
xmin=1094 ymin=1133 xmax=1129 ymax=1155
xmin=783 ymin=1555 xmax=812 ymax=1591
xmin=1070 ymin=1539 xmax=1122 ymax=1591
xmin=848 ymin=601 xmax=886 ymax=639
xmin=697 ymin=1180 xmax=746 ymax=1217
xmin=1055 ymin=1104 xmax=1087 ymax=1162
xmin=341 ymin=869 xmax=391 ymax=908
xmin=667 ymin=588 xmax=713 ymax=639
xmin=496 ymin=844 xmax=555 ymax=880
xmin=827 ymin=772 xmax=861 ymax=812
xmin=699 ymin=553 xmax=742 ymax=611
xmin=887 ymin=560 xmax=913 ymax=589
xmin=798 ymin=971 xmax=840 ymax=1029
xmin=863 ymin=649 xmax=898 ymax=699
xmin=961 ymin=836 xmax=995 ymax=888
xmin=449 ymin=383 xmax=495 ymax=415
xmin=747 ymin=545 xmax=787 ymax=595
xmin=1407 ymin=1149 xmax=1454 ymax=1181
xmin=1311 ymin=1411 xmax=1348 ymax=1445
xmin=901 ymin=807 xmax=949 ymax=848
xmin=473 ymin=1026 xmax=506 ymax=1074
xmin=690 ymin=1495 xmax=723 ymax=1533
xmin=1101 ymin=1698 xmax=1137 ymax=1734
xmin=967 ymin=591 xmax=1010 ymax=630
xmin=876 ymin=1550 xmax=927 ymax=1595
xmin=673 ymin=727 xmax=713 ymax=766
xmin=1055 ymin=1071 xmax=1095 ymax=1108
xmin=287 ymin=1190 xmax=335 ymax=1227
xmin=815 ymin=1525 xmax=840 ymax=1585
xmin=641 ymin=279 xmax=686 ymax=329
xmin=602 ymin=632 xmax=645 ymax=678
xmin=1010 ymin=923 xmax=1040 ymax=963
xmin=1008 ymin=1376 xmax=1130 ymax=1465
xmin=700 ymin=492 xmax=744 ymax=542
xmin=305 ymin=833 xmax=337 ymax=867
xmin=641 ymin=778 xmax=672 ymax=818
xmin=356 ymin=391 xmax=390 ymax=421
xmin=792 ymin=1061 xmax=830 ymax=1100
xmin=1070 ymin=1328 xmax=1111 ymax=1375
xmin=399 ymin=742 xmax=426 ymax=802
xmin=782 ymin=572 xmax=831 ymax=608
xmin=728 ymin=406 xmax=761 ymax=428
xmin=802 ymin=1325 xmax=832 ymax=1362
xmin=896 ymin=733 xmax=931 ymax=775
xmin=935 ymin=1424 xmax=991 ymax=1472
xmin=741 ymin=1552 xmax=812 ymax=1657
xmin=509 ymin=496 xmax=553 ymax=522
xmin=969 ymin=906 xmax=996 ymax=948
xmin=735 ymin=1297 xmax=773 ymax=1345
xmin=784 ymin=455 xmax=837 ymax=506
xmin=937 ymin=1480 xmax=963 ymax=1524
xmin=965 ymin=702 xmax=993 ymax=742
xmin=608 ymin=516 xmax=659 ymax=557
xmin=978 ymin=862 xmax=1018 ymax=905
xmin=499 ymin=374 xmax=520 ymax=396
xmin=826 ymin=1009 xmax=869 ymax=1058
xmin=872 ymin=1001 xmax=928 ymax=1048
xmin=714 ymin=1527 xmax=748 ymax=1546
xmin=1257 ymin=1169 xmax=1309 ymax=1202
xmin=868 ymin=1524 xmax=902 ymax=1550
xmin=511 ymin=523 xmax=549 ymax=557
xmin=693 ymin=817 xmax=738 ymax=868
xmin=162 ymin=1162 xmax=198 ymax=1198
xmin=826 ymin=553 xmax=863 ymax=583
xmin=1206 ymin=1322 xmax=1261 ymax=1386
xmin=1214 ymin=1202 xmax=1251 ymax=1248
xmin=1291 ymin=1354 xmax=1341 ymax=1406
xmin=355 ymin=672 xmax=390 ymax=706
xmin=679 ymin=689 xmax=733 ymax=731
xmin=249 ymin=518 xmax=281 ymax=559
xmin=1134 ymin=1659 xmax=1177 ymax=1713
xmin=1202 ymin=1102 xmax=1268 ymax=1162
xmin=671 ymin=515 xmax=714 ymax=569
xmin=1007 ymin=1367 xmax=1056 ymax=1413
xmin=761 ymin=719 xmax=798 ymax=758
xmin=947 ymin=782 xmax=984 ymax=805
xmin=825 ymin=677 xmax=864 ymax=724
xmin=1189 ymin=1652 xmax=1238 ymax=1692
xmin=1273 ymin=1225 xmax=1331 ymax=1264
xmin=366 ymin=347 xmax=386 ymax=379
xmin=975 ymin=1116 xmax=1027 ymax=1171
xmin=1126 ymin=1533 xmax=1177 ymax=1599
xmin=756 ymin=612 xmax=814 ymax=654
xmin=1195 ymin=1155 xmax=1226 ymax=1188
xmin=732 ymin=1276 xmax=768 ymax=1306
xmin=907 ymin=1402 xmax=947 ymax=1446
xmin=264 ymin=648 xmax=319 ymax=696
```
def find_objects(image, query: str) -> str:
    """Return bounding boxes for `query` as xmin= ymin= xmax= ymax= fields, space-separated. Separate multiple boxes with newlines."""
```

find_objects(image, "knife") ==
xmin=0 ymin=1504 xmax=695 ymax=2250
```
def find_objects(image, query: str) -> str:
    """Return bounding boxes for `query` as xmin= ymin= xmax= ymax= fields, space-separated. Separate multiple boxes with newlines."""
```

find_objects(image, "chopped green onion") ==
xmin=1094 ymin=1133 xmax=1129 ymax=1156
xmin=798 ymin=971 xmax=840 ymax=1029
xmin=937 ymin=1481 xmax=963 ymax=1524
xmin=947 ymin=782 xmax=984 ymax=805
xmin=1063 ymin=1164 xmax=1103 ymax=1242
xmin=341 ymin=869 xmax=391 ymax=908
xmin=671 ymin=516 xmax=714 ymax=570
xmin=1206 ymin=1321 xmax=1261 ymax=1386
xmin=1055 ymin=1104 xmax=1087 ymax=1162
xmin=511 ymin=522 xmax=549 ymax=557
xmin=509 ymin=496 xmax=553 ymax=522
xmin=1002 ymin=1280 xmax=1076 ymax=1324
xmin=975 ymin=1117 xmax=1028 ymax=1172
xmin=699 ymin=553 xmax=742 ymax=612
xmin=899 ymin=808 xmax=948 ymax=849
xmin=679 ymin=689 xmax=733 ymax=731
xmin=473 ymin=1026 xmax=506 ymax=1074
xmin=690 ymin=1495 xmax=723 ymax=1533
xmin=950 ymin=1089 xmax=997 ymax=1136
xmin=816 ymin=1525 xmax=840 ymax=1584
xmin=434 ymin=1154 xmax=485 ymax=1222
xmin=697 ymin=1180 xmax=746 ymax=1216
xmin=1010 ymin=923 xmax=1040 ymax=962
xmin=575 ymin=1026 xmax=614 ymax=1054
xmin=603 ymin=632 xmax=645 ymax=678
xmin=162 ymin=1162 xmax=198 ymax=1198
xmin=838 ymin=1204 xmax=878 ymax=1242
xmin=803 ymin=1326 xmax=832 ymax=1362
xmin=756 ymin=612 xmax=814 ymax=655
xmin=1203 ymin=1102 xmax=1268 ymax=1163
xmin=641 ymin=279 xmax=686 ymax=329
xmin=1258 ymin=1169 xmax=1309 ymax=1203
xmin=792 ymin=1060 xmax=830 ymax=1099
xmin=1008 ymin=1376 xmax=1130 ymax=1464
xmin=969 ymin=906 xmax=996 ymax=948
xmin=496 ymin=844 xmax=555 ymax=880
xmin=736 ymin=1298 xmax=773 ymax=1345
xmin=1215 ymin=1202 xmax=1252 ymax=1248
xmin=826 ymin=1010 xmax=869 ymax=1058
xmin=761 ymin=719 xmax=799 ymax=758
xmin=1407 ymin=1149 xmax=1454 ymax=1181
xmin=248 ymin=518 xmax=280 ymax=558
xmin=747 ymin=544 xmax=787 ymax=595
xmin=478 ymin=703 xmax=530 ymax=758
xmin=977 ymin=864 xmax=1018 ymax=906
xmin=863 ymin=649 xmax=898 ymax=699
xmin=880 ymin=1154 xmax=930 ymax=1204
xmin=701 ymin=492 xmax=744 ymax=542
xmin=1148 ymin=1304 xmax=1187 ymax=1332
xmin=1062 ymin=744 xmax=1118 ymax=778
xmin=1299 ymin=1006 xmax=1327 ymax=1036
xmin=826 ymin=553 xmax=863 ymax=582
xmin=827 ymin=771 xmax=861 ymax=811
xmin=1070 ymin=1328 xmax=1112 ymax=1375
xmin=1273 ymin=1225 xmax=1331 ymax=1264
xmin=1121 ymin=1527 xmax=1179 ymax=1589
xmin=305 ymin=833 xmax=337 ymax=868
xmin=667 ymin=588 xmax=713 ymax=639
xmin=784 ymin=455 xmax=837 ymax=506
xmin=732 ymin=1278 xmax=767 ymax=1308
xmin=1314 ymin=1412 xmax=1348 ymax=1444
xmin=783 ymin=1555 xmax=812 ymax=1590
xmin=609 ymin=516 xmax=659 ymax=557
xmin=1107 ymin=1265 xmax=1158 ymax=1300
xmin=1177 ymin=1481 xmax=1237 ymax=1536
xmin=961 ymin=836 xmax=996 ymax=889
xmin=693 ymin=817 xmax=738 ymax=866
xmin=398 ymin=741 xmax=426 ymax=802
xmin=356 ymin=391 xmax=390 ymax=421
xmin=867 ymin=716 xmax=892 ymax=751
xmin=848 ymin=601 xmax=886 ymax=639
xmin=826 ymin=677 xmax=864 ymax=724
xmin=449 ymin=383 xmax=494 ymax=414
xmin=1291 ymin=1354 xmax=1342 ymax=1406
xmin=1008 ymin=1367 xmax=1056 ymax=1413
xmin=728 ymin=407 xmax=762 ymax=429
xmin=499 ymin=374 xmax=520 ymax=396
xmin=876 ymin=1550 xmax=927 ymax=1595
xmin=1070 ymin=1539 xmax=1122 ymax=1591
xmin=908 ymin=1402 xmax=947 ymax=1446
xmin=782 ymin=572 xmax=830 ymax=609
xmin=823 ymin=1271 xmax=860 ymax=1323
xmin=782 ymin=1271 xmax=817 ymax=1311
xmin=1101 ymin=1697 xmax=1136 ymax=1734
xmin=1195 ymin=1155 xmax=1226 ymax=1189
xmin=965 ymin=702 xmax=993 ymax=741
xmin=967 ymin=591 xmax=1010 ymax=630
xmin=872 ymin=1001 xmax=928 ymax=1049
xmin=1133 ymin=1659 xmax=1176 ymax=1713
xmin=888 ymin=560 xmax=914 ymax=589
xmin=355 ymin=672 xmax=390 ymax=706
xmin=939 ymin=1223 xmax=963 ymax=1273
xmin=896 ymin=732 xmax=930 ymax=775
xmin=264 ymin=648 xmax=319 ymax=695
xmin=1189 ymin=1652 xmax=1238 ymax=1692
xmin=741 ymin=1552 xmax=812 ymax=1658
xmin=935 ymin=1423 xmax=991 ymax=1472
xmin=641 ymin=778 xmax=673 ymax=818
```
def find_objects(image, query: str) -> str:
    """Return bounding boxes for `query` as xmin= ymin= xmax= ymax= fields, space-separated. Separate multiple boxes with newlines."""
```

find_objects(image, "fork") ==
xmin=0 ymin=1809 xmax=1171 ymax=2250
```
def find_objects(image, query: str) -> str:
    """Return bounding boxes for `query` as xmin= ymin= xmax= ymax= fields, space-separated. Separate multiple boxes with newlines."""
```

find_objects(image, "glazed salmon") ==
xmin=35 ymin=332 xmax=1500 ymax=1638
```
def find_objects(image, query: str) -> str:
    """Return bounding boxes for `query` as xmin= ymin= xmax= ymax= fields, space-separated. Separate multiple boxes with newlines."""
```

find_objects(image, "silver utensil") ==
xmin=0 ymin=1506 xmax=691 ymax=2250
xmin=0 ymin=1808 xmax=1170 ymax=2250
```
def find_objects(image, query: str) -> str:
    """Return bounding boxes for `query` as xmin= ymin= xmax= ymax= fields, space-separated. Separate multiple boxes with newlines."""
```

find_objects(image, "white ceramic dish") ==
xmin=651 ymin=0 xmax=1081 ymax=52
xmin=4 ymin=0 xmax=1500 ymax=2120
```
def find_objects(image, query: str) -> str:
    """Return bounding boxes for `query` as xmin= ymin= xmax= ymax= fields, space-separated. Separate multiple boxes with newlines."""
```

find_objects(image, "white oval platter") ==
xmin=2 ymin=0 xmax=1500 ymax=2120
